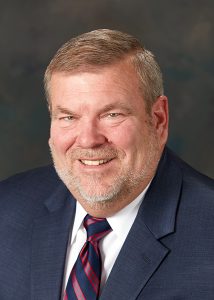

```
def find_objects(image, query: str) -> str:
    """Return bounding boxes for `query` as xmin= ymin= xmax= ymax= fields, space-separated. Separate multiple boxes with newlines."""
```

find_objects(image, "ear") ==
xmin=151 ymin=95 xmax=169 ymax=147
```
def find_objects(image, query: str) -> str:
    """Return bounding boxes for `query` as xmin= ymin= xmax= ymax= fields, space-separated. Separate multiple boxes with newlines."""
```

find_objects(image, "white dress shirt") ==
xmin=62 ymin=184 xmax=150 ymax=296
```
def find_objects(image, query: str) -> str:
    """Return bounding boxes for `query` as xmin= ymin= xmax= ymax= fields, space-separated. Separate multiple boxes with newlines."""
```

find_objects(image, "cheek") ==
xmin=107 ymin=123 xmax=139 ymax=153
xmin=110 ymin=122 xmax=152 ymax=169
xmin=49 ymin=126 xmax=75 ymax=154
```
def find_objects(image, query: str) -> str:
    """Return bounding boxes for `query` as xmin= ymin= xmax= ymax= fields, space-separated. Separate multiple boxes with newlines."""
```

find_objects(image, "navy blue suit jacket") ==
xmin=0 ymin=148 xmax=214 ymax=299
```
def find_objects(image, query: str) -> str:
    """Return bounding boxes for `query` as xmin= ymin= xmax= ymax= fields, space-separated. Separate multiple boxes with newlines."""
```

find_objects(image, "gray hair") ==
xmin=44 ymin=29 xmax=164 ymax=112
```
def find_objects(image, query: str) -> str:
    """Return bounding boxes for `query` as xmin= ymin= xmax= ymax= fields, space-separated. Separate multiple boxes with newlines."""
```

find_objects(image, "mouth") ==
xmin=79 ymin=158 xmax=113 ymax=166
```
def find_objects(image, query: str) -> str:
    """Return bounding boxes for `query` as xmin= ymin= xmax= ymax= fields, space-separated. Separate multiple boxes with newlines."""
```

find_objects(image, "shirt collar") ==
xmin=106 ymin=183 xmax=150 ymax=241
xmin=70 ymin=201 xmax=87 ymax=245
xmin=71 ymin=182 xmax=151 ymax=244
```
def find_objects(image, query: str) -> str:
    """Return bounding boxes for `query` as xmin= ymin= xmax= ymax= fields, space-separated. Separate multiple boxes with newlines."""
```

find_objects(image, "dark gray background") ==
xmin=0 ymin=0 xmax=213 ymax=180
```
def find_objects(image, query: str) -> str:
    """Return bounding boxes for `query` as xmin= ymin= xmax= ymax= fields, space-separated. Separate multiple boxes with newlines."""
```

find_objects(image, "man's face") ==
xmin=48 ymin=60 xmax=168 ymax=215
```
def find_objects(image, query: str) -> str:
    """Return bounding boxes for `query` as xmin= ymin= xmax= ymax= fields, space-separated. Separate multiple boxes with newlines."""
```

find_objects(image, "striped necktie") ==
xmin=64 ymin=214 xmax=112 ymax=300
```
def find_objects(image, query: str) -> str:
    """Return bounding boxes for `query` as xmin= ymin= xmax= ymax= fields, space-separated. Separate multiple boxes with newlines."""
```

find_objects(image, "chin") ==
xmin=74 ymin=182 xmax=120 ymax=203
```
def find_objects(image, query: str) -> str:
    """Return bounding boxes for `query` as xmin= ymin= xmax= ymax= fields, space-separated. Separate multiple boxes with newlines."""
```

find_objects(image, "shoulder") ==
xmin=166 ymin=148 xmax=214 ymax=219
xmin=0 ymin=165 xmax=59 ymax=190
xmin=0 ymin=165 xmax=61 ymax=198
xmin=167 ymin=148 xmax=214 ymax=195
xmin=0 ymin=165 xmax=64 ymax=227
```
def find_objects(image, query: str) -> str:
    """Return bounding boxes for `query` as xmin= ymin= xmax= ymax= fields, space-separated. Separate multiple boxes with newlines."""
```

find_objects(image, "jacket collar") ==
xmin=100 ymin=147 xmax=183 ymax=300
xmin=140 ymin=147 xmax=182 ymax=239
xmin=31 ymin=178 xmax=76 ymax=300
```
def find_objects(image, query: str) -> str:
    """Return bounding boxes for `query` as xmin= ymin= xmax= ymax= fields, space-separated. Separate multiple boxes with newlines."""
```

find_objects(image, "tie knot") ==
xmin=83 ymin=214 xmax=112 ymax=242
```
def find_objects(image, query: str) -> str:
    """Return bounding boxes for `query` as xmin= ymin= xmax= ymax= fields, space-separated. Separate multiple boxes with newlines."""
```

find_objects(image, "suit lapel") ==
xmin=31 ymin=183 xmax=76 ymax=300
xmin=100 ymin=215 xmax=169 ymax=300
xmin=100 ymin=148 xmax=183 ymax=300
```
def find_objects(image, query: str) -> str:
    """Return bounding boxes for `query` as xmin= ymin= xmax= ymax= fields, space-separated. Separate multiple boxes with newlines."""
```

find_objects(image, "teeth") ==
xmin=81 ymin=159 xmax=110 ymax=166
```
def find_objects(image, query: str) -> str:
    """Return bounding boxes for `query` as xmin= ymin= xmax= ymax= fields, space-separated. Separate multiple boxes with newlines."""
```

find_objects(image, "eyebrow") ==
xmin=51 ymin=106 xmax=74 ymax=118
xmin=51 ymin=102 xmax=133 ymax=118
xmin=99 ymin=102 xmax=133 ymax=114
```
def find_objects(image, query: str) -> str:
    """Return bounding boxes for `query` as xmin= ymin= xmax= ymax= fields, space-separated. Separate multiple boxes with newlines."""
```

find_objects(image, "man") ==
xmin=0 ymin=29 xmax=213 ymax=300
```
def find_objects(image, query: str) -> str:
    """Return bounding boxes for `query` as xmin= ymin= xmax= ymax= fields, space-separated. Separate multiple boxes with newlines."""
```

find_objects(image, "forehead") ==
xmin=49 ymin=61 xmax=145 ymax=111
xmin=50 ymin=59 xmax=139 ymax=86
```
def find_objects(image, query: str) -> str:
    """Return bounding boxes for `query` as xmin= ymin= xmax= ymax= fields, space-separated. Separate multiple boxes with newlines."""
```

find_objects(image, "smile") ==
xmin=80 ymin=159 xmax=112 ymax=166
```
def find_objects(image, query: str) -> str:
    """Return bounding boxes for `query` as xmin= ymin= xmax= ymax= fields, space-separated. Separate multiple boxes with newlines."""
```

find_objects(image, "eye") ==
xmin=100 ymin=111 xmax=125 ymax=123
xmin=107 ymin=112 xmax=121 ymax=118
xmin=59 ymin=115 xmax=73 ymax=121
xmin=56 ymin=115 xmax=75 ymax=128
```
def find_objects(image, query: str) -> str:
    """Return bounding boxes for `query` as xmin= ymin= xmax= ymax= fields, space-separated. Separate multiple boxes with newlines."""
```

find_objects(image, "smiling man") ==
xmin=48 ymin=57 xmax=167 ymax=217
xmin=0 ymin=29 xmax=214 ymax=300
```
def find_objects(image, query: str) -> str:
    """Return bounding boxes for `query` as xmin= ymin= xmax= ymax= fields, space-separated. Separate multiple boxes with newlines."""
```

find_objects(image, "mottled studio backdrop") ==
xmin=0 ymin=0 xmax=213 ymax=180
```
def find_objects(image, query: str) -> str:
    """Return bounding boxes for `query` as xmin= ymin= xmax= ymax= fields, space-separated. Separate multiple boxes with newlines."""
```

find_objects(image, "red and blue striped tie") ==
xmin=64 ymin=214 xmax=112 ymax=300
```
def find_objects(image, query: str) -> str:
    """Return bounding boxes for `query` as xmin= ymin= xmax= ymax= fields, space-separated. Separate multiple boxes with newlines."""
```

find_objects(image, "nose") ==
xmin=75 ymin=119 xmax=107 ymax=149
